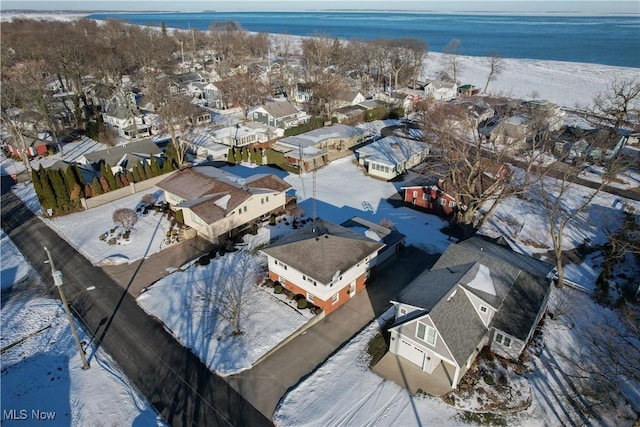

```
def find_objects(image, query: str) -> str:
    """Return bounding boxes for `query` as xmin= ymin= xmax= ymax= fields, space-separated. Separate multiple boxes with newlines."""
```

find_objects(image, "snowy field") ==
xmin=0 ymin=232 xmax=164 ymax=426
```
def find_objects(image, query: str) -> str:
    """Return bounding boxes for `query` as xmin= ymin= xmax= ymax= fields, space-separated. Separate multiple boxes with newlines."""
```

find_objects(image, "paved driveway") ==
xmin=101 ymin=236 xmax=214 ymax=296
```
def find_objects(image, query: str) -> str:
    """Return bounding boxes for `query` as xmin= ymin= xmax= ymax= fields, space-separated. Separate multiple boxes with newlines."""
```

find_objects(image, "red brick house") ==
xmin=401 ymin=177 xmax=458 ymax=217
xmin=261 ymin=219 xmax=385 ymax=315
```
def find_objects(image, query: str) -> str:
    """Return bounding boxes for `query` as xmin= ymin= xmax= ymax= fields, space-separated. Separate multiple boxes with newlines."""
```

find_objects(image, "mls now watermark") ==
xmin=3 ymin=409 xmax=57 ymax=421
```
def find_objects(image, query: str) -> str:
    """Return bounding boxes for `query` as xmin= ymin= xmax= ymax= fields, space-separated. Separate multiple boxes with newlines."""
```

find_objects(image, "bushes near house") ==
xmin=274 ymin=284 xmax=283 ymax=294
xmin=296 ymin=298 xmax=308 ymax=309
xmin=197 ymin=256 xmax=210 ymax=266
xmin=483 ymin=374 xmax=495 ymax=385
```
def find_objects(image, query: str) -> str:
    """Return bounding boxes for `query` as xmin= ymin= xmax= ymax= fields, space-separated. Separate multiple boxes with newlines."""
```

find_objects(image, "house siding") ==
xmin=489 ymin=329 xmax=523 ymax=360
xmin=197 ymin=192 xmax=287 ymax=242
xmin=391 ymin=316 xmax=455 ymax=365
xmin=403 ymin=186 xmax=455 ymax=216
xmin=269 ymin=269 xmax=367 ymax=315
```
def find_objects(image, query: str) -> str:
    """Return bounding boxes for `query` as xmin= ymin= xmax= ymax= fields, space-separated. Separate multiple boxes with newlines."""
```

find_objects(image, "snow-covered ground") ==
xmin=137 ymin=250 xmax=313 ymax=376
xmin=0 ymin=232 xmax=165 ymax=426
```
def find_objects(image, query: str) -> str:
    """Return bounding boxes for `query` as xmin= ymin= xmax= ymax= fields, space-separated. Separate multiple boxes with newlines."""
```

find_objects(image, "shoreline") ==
xmin=1 ymin=12 xmax=637 ymax=108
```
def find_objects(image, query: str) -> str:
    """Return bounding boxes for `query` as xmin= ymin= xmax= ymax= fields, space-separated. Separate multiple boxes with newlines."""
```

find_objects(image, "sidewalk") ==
xmin=101 ymin=236 xmax=214 ymax=296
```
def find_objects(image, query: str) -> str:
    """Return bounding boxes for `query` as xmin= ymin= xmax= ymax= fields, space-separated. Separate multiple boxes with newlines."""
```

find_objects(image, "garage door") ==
xmin=399 ymin=339 xmax=424 ymax=368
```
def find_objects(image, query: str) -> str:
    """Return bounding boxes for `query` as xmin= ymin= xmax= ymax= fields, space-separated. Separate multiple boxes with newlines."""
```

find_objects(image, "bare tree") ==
xmin=541 ymin=80 xmax=639 ymax=287
xmin=483 ymin=52 xmax=504 ymax=93
xmin=213 ymin=251 xmax=261 ymax=336
xmin=112 ymin=208 xmax=138 ymax=232
xmin=440 ymin=39 xmax=464 ymax=84
xmin=417 ymin=101 xmax=516 ymax=232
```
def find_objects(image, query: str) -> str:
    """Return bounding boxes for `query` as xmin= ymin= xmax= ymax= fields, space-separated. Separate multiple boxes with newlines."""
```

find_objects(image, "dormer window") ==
xmin=480 ymin=306 xmax=488 ymax=313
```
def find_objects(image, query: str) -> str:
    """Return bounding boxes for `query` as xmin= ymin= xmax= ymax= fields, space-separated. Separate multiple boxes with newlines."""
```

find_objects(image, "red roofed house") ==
xmin=261 ymin=219 xmax=385 ymax=315
xmin=157 ymin=166 xmax=291 ymax=243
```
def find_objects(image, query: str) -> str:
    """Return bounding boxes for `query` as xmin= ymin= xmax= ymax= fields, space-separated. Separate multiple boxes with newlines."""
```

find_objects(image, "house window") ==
xmin=399 ymin=307 xmax=407 ymax=316
xmin=303 ymin=275 xmax=306 ymax=280
xmin=503 ymin=337 xmax=511 ymax=347
xmin=261 ymin=198 xmax=264 ymax=204
xmin=307 ymin=292 xmax=315 ymax=303
xmin=412 ymin=190 xmax=418 ymax=198
xmin=439 ymin=198 xmax=447 ymax=206
xmin=480 ymin=306 xmax=488 ymax=313
xmin=331 ymin=293 xmax=339 ymax=304
xmin=496 ymin=333 xmax=504 ymax=344
xmin=416 ymin=322 xmax=437 ymax=346
xmin=243 ymin=206 xmax=247 ymax=213
xmin=266 ymin=196 xmax=269 ymax=202
xmin=450 ymin=201 xmax=457 ymax=208
xmin=422 ymin=193 xmax=431 ymax=201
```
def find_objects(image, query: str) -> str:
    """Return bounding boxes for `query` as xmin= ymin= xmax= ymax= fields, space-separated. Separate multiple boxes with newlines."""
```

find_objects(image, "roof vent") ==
xmin=391 ymin=143 xmax=400 ymax=149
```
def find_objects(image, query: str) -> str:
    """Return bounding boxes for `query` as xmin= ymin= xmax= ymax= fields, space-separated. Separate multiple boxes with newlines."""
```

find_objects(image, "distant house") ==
xmin=210 ymin=122 xmax=279 ymax=148
xmin=423 ymin=79 xmax=458 ymax=101
xmin=249 ymin=100 xmax=309 ymax=129
xmin=188 ymin=82 xmax=224 ymax=109
xmin=2 ymin=134 xmax=49 ymax=158
xmin=334 ymin=105 xmax=368 ymax=124
xmin=102 ymin=106 xmax=152 ymax=140
xmin=261 ymin=219 xmax=385 ymax=315
xmin=269 ymin=124 xmax=365 ymax=172
xmin=77 ymin=138 xmax=163 ymax=175
xmin=400 ymin=177 xmax=458 ymax=217
xmin=555 ymin=124 xmax=629 ymax=163
xmin=157 ymin=166 xmax=291 ymax=243
xmin=388 ymin=237 xmax=554 ymax=389
xmin=489 ymin=115 xmax=529 ymax=149
xmin=355 ymin=135 xmax=430 ymax=180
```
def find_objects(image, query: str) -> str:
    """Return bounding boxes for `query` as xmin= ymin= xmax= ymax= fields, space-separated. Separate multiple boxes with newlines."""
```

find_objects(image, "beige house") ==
xmin=157 ymin=166 xmax=291 ymax=243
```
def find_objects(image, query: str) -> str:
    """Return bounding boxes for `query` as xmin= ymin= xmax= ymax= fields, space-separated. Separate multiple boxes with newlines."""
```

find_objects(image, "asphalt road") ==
xmin=1 ymin=189 xmax=271 ymax=427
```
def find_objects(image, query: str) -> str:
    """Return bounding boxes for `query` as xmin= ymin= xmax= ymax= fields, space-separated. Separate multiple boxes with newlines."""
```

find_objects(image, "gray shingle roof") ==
xmin=261 ymin=219 xmax=385 ymax=284
xmin=392 ymin=236 xmax=553 ymax=363
xmin=490 ymin=271 xmax=550 ymax=340
xmin=83 ymin=138 xmax=161 ymax=167
xmin=392 ymin=262 xmax=475 ymax=310
xmin=429 ymin=287 xmax=488 ymax=366
xmin=261 ymin=101 xmax=300 ymax=118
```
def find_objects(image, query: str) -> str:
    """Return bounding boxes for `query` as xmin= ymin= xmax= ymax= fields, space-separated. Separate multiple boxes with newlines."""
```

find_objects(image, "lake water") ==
xmin=88 ymin=11 xmax=640 ymax=68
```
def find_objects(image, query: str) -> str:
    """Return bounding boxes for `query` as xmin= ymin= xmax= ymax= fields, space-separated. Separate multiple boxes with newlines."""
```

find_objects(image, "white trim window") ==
xmin=495 ymin=332 xmax=511 ymax=347
xmin=480 ymin=306 xmax=488 ymax=313
xmin=306 ymin=292 xmax=315 ymax=303
xmin=416 ymin=322 xmax=437 ymax=346
xmin=331 ymin=293 xmax=339 ymax=304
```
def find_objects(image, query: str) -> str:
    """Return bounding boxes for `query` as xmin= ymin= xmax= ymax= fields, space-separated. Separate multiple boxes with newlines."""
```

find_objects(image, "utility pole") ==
xmin=44 ymin=246 xmax=90 ymax=370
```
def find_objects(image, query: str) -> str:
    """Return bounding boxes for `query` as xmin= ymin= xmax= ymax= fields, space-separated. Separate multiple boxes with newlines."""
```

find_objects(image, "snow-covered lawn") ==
xmin=0 ymin=232 xmax=164 ymax=426
xmin=42 ymin=188 xmax=175 ymax=266
xmin=137 ymin=250 xmax=312 ymax=376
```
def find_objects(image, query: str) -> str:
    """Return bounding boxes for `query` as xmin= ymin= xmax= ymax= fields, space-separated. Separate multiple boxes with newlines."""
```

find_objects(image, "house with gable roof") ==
xmin=157 ymin=166 xmax=291 ymax=243
xmin=78 ymin=138 xmax=163 ymax=175
xmin=249 ymin=100 xmax=309 ymax=129
xmin=261 ymin=219 xmax=385 ymax=315
xmin=355 ymin=135 xmax=431 ymax=180
xmin=387 ymin=236 xmax=554 ymax=390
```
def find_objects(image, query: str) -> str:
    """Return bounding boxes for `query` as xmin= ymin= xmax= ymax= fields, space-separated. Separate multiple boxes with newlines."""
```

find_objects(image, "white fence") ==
xmin=80 ymin=171 xmax=176 ymax=210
